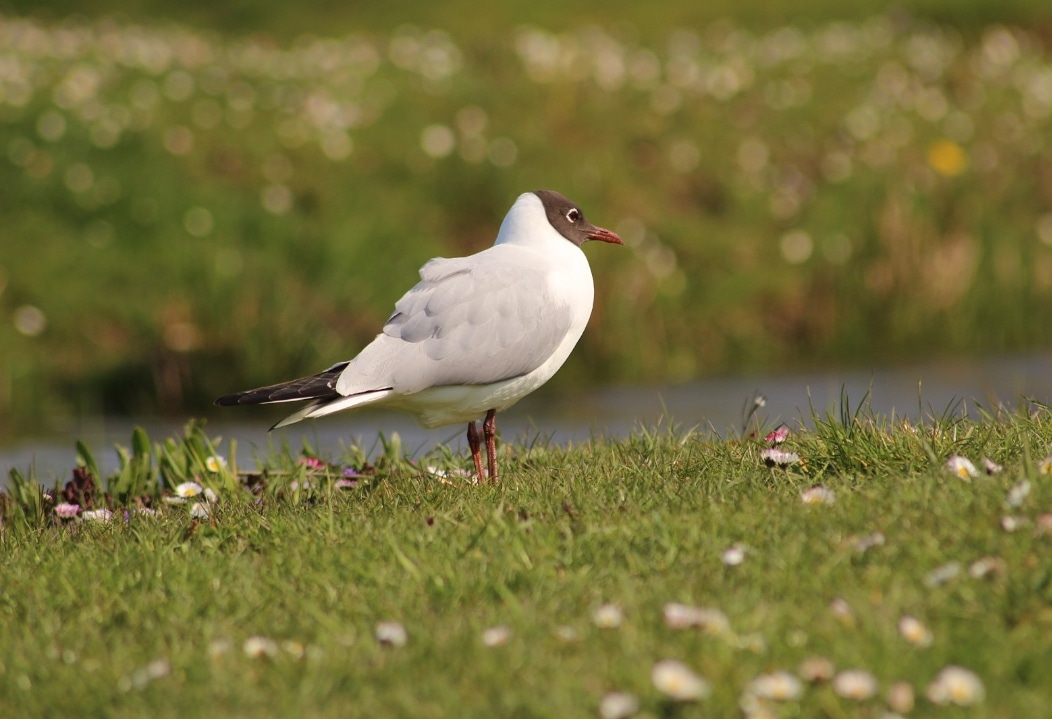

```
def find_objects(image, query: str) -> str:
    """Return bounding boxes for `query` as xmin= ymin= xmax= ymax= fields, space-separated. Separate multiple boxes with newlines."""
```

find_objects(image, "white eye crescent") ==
xmin=566 ymin=208 xmax=580 ymax=223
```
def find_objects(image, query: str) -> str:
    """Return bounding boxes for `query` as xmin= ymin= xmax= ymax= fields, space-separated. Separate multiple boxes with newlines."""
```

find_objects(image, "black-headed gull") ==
xmin=215 ymin=190 xmax=622 ymax=482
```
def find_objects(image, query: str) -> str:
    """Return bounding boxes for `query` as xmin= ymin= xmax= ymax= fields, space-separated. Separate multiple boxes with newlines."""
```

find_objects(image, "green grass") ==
xmin=3 ymin=406 xmax=1052 ymax=717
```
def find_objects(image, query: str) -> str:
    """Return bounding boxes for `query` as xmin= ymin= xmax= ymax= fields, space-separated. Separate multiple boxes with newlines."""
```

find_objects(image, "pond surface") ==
xmin=2 ymin=352 xmax=1050 ymax=485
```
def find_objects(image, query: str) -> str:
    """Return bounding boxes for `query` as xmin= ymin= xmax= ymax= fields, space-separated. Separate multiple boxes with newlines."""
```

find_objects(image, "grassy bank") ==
xmin=3 ymin=405 xmax=1052 ymax=717
xmin=2 ymin=9 xmax=1052 ymax=434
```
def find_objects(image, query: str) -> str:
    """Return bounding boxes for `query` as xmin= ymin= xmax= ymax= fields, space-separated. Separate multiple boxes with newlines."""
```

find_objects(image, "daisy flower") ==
xmin=923 ymin=562 xmax=961 ymax=587
xmin=764 ymin=425 xmax=789 ymax=444
xmin=374 ymin=621 xmax=408 ymax=647
xmin=800 ymin=486 xmax=835 ymax=505
xmin=832 ymin=669 xmax=878 ymax=700
xmin=481 ymin=625 xmax=512 ymax=647
xmin=1037 ymin=455 xmax=1052 ymax=475
xmin=968 ymin=556 xmax=1004 ymax=579
xmin=926 ymin=666 xmax=985 ymax=705
xmin=174 ymin=481 xmax=203 ymax=498
xmin=721 ymin=544 xmax=746 ymax=566
xmin=1005 ymin=480 xmax=1030 ymax=508
xmin=945 ymin=455 xmax=977 ymax=479
xmin=797 ymin=656 xmax=835 ymax=683
xmin=761 ymin=448 xmax=799 ymax=467
xmin=747 ymin=670 xmax=803 ymax=701
xmin=888 ymin=681 xmax=915 ymax=713
xmin=54 ymin=503 xmax=80 ymax=519
xmin=205 ymin=455 xmax=227 ymax=472
xmin=242 ymin=636 xmax=279 ymax=658
xmin=1000 ymin=515 xmax=1027 ymax=532
xmin=897 ymin=615 xmax=933 ymax=647
xmin=662 ymin=603 xmax=731 ymax=634
xmin=592 ymin=603 xmax=624 ymax=628
xmin=599 ymin=691 xmax=639 ymax=719
xmin=651 ymin=659 xmax=710 ymax=701
xmin=981 ymin=457 xmax=1002 ymax=475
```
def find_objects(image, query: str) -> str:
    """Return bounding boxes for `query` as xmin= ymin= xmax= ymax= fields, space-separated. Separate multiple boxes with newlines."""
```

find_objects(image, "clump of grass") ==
xmin=2 ymin=404 xmax=1051 ymax=716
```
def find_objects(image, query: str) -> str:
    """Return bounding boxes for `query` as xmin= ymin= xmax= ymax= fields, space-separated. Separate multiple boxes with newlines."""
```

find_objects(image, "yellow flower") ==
xmin=927 ymin=139 xmax=967 ymax=176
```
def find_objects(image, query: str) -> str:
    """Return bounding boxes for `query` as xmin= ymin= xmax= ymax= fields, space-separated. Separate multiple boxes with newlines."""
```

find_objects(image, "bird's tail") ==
xmin=214 ymin=362 xmax=394 ymax=431
xmin=214 ymin=362 xmax=350 ymax=407
xmin=270 ymin=389 xmax=394 ymax=430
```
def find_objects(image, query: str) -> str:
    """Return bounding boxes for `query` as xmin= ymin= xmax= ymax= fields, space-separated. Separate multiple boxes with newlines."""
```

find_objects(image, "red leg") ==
xmin=483 ymin=409 xmax=498 ymax=483
xmin=466 ymin=421 xmax=484 ymax=483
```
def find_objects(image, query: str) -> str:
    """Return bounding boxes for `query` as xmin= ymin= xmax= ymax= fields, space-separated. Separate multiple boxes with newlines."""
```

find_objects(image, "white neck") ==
xmin=494 ymin=193 xmax=563 ymax=248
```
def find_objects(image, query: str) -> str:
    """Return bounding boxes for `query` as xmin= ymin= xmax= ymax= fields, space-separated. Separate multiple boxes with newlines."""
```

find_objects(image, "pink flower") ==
xmin=764 ymin=425 xmax=790 ymax=444
xmin=298 ymin=457 xmax=325 ymax=469
xmin=54 ymin=503 xmax=80 ymax=519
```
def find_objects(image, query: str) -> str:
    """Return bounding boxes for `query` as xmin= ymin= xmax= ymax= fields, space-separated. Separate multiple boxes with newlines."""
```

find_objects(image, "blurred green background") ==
xmin=1 ymin=0 xmax=1051 ymax=437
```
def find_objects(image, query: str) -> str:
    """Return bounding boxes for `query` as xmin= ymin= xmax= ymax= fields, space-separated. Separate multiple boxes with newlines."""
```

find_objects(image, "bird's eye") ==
xmin=566 ymin=208 xmax=580 ymax=223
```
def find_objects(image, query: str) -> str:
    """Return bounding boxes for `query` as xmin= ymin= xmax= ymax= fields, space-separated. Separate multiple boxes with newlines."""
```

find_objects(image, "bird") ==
xmin=215 ymin=190 xmax=623 ymax=483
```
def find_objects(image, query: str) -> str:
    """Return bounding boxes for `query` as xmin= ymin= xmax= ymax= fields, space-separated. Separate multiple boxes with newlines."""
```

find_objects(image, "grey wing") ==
xmin=336 ymin=255 xmax=572 ymax=396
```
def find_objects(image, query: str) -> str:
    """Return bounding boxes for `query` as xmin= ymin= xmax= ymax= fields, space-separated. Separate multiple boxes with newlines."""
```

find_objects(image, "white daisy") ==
xmin=897 ymin=615 xmax=933 ymax=647
xmin=832 ymin=669 xmax=878 ymax=700
xmin=887 ymin=681 xmax=915 ymax=713
xmin=592 ymin=603 xmax=624 ymax=628
xmin=242 ymin=636 xmax=278 ymax=658
xmin=926 ymin=666 xmax=985 ymax=705
xmin=174 ymin=481 xmax=203 ymax=498
xmin=651 ymin=659 xmax=710 ymax=701
xmin=945 ymin=455 xmax=977 ymax=479
xmin=662 ymin=603 xmax=731 ymax=635
xmin=747 ymin=670 xmax=803 ymax=701
xmin=481 ymin=625 xmax=512 ymax=647
xmin=721 ymin=544 xmax=747 ymax=566
xmin=205 ymin=455 xmax=227 ymax=472
xmin=598 ymin=691 xmax=639 ymax=719
xmin=761 ymin=448 xmax=800 ymax=467
xmin=374 ymin=621 xmax=408 ymax=647
xmin=800 ymin=486 xmax=836 ymax=505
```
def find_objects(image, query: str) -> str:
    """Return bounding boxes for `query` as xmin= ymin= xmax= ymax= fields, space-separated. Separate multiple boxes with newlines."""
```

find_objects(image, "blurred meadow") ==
xmin=1 ymin=0 xmax=1052 ymax=437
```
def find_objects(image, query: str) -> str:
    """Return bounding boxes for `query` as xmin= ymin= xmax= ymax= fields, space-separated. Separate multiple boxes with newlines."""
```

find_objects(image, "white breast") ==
xmin=392 ymin=233 xmax=595 ymax=427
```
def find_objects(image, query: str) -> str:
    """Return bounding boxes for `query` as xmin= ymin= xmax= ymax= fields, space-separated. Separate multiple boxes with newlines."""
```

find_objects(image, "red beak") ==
xmin=587 ymin=226 xmax=624 ymax=245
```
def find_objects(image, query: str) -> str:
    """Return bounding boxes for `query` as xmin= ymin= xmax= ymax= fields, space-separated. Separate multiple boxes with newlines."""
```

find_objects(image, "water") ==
xmin=2 ymin=353 xmax=1050 ymax=485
